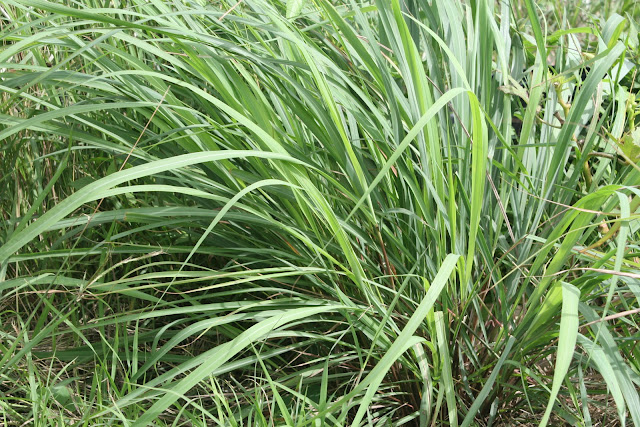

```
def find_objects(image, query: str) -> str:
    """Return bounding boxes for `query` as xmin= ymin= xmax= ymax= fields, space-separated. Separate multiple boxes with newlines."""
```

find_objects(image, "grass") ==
xmin=0 ymin=0 xmax=639 ymax=425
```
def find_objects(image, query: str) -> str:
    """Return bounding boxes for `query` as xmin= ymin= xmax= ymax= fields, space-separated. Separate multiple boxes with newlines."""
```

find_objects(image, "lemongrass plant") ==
xmin=0 ymin=0 xmax=639 ymax=425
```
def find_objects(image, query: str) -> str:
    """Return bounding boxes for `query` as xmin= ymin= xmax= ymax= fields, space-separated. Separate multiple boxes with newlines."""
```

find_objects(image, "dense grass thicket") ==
xmin=1 ymin=0 xmax=639 ymax=425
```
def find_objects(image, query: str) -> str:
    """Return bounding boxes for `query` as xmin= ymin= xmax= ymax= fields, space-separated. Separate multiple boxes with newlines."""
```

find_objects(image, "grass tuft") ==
xmin=1 ymin=0 xmax=639 ymax=425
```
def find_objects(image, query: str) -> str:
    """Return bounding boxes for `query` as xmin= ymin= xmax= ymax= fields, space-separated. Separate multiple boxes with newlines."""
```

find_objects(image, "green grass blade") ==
xmin=539 ymin=282 xmax=580 ymax=427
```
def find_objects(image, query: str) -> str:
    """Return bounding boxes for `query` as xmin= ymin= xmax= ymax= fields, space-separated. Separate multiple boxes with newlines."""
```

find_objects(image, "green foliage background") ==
xmin=0 ymin=0 xmax=639 ymax=425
